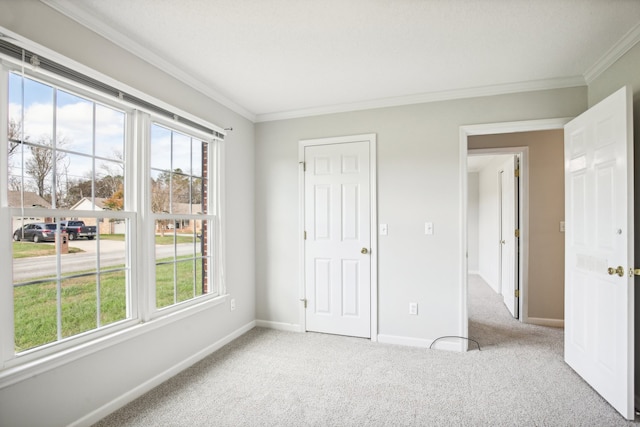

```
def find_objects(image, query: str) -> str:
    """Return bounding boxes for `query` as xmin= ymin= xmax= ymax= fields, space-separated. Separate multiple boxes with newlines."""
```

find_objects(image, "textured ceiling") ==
xmin=43 ymin=0 xmax=640 ymax=121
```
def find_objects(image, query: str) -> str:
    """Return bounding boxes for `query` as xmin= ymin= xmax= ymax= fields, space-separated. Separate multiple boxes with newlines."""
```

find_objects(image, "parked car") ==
xmin=12 ymin=223 xmax=58 ymax=243
xmin=60 ymin=220 xmax=97 ymax=240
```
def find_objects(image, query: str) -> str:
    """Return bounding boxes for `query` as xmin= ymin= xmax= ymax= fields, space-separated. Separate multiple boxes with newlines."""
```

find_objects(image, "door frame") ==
xmin=459 ymin=118 xmax=572 ymax=349
xmin=298 ymin=133 xmax=378 ymax=340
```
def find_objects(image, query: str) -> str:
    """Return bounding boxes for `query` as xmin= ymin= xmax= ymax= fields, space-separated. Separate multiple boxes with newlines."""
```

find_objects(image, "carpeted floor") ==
xmin=94 ymin=275 xmax=637 ymax=426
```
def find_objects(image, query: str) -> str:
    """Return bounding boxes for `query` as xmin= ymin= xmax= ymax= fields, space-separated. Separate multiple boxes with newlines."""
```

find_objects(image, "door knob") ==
xmin=361 ymin=248 xmax=369 ymax=254
xmin=607 ymin=266 xmax=625 ymax=277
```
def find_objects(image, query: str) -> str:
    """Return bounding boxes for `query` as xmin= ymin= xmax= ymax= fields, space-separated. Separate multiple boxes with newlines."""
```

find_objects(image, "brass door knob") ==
xmin=361 ymin=248 xmax=369 ymax=254
xmin=607 ymin=266 xmax=625 ymax=277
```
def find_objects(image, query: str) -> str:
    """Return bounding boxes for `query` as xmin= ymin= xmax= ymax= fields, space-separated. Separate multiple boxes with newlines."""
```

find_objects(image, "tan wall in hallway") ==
xmin=469 ymin=129 xmax=565 ymax=322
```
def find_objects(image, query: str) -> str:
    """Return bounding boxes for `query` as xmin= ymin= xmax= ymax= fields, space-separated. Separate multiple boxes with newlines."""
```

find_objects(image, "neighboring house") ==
xmin=8 ymin=191 xmax=52 ymax=232
xmin=70 ymin=197 xmax=125 ymax=234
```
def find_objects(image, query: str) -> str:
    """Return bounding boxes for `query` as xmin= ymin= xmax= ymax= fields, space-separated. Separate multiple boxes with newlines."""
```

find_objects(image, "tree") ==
xmin=25 ymin=137 xmax=68 ymax=203
xmin=103 ymin=184 xmax=124 ymax=211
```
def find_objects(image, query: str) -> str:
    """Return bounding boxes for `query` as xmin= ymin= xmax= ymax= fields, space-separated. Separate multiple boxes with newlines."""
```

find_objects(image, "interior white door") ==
xmin=499 ymin=156 xmax=518 ymax=318
xmin=564 ymin=86 xmax=634 ymax=420
xmin=304 ymin=141 xmax=371 ymax=338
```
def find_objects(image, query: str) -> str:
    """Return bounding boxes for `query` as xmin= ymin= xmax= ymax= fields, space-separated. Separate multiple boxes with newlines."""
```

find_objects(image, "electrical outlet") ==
xmin=425 ymin=222 xmax=433 ymax=235
xmin=409 ymin=302 xmax=418 ymax=315
xmin=230 ymin=298 xmax=236 ymax=311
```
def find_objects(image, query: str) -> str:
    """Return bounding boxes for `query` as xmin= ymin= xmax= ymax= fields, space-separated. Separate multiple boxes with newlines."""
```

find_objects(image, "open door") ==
xmin=499 ymin=155 xmax=519 ymax=318
xmin=564 ymin=86 xmax=634 ymax=419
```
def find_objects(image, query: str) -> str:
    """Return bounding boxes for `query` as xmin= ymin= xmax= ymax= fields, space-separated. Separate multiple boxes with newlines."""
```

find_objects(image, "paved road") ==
xmin=13 ymin=241 xmax=199 ymax=282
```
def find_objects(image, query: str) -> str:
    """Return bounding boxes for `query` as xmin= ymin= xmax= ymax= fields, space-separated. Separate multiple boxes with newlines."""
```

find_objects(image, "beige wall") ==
xmin=469 ymin=130 xmax=565 ymax=321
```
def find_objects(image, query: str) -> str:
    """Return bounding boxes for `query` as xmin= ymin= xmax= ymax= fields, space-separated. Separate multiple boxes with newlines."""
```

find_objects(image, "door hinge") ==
xmin=514 ymin=229 xmax=520 ymax=238
xmin=300 ymin=161 xmax=306 ymax=171
xmin=300 ymin=298 xmax=307 ymax=308
xmin=304 ymin=231 xmax=307 ymax=240
xmin=514 ymin=168 xmax=520 ymax=177
xmin=515 ymin=289 xmax=520 ymax=298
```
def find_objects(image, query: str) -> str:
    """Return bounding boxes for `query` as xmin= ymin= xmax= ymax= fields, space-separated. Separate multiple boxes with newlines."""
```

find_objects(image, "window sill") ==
xmin=0 ymin=293 xmax=228 ymax=390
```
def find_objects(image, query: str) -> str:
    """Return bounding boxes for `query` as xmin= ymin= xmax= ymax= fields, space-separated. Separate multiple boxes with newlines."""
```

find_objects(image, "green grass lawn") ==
xmin=12 ymin=242 xmax=84 ymax=259
xmin=13 ymin=256 xmax=205 ymax=352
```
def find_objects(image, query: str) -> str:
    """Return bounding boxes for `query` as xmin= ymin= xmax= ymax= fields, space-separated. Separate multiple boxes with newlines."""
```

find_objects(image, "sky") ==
xmin=8 ymin=72 xmax=204 ymax=198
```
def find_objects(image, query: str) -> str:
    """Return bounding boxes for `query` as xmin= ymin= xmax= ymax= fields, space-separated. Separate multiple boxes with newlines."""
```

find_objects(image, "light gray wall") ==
xmin=0 ymin=2 xmax=255 ymax=426
xmin=256 ymin=88 xmax=587 ymax=342
xmin=587 ymin=39 xmax=640 ymax=412
xmin=467 ymin=172 xmax=479 ymax=273
xmin=470 ymin=130 xmax=565 ymax=322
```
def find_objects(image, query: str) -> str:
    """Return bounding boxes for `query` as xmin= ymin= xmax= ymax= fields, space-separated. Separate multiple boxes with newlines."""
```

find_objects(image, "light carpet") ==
xmin=94 ymin=275 xmax=637 ymax=426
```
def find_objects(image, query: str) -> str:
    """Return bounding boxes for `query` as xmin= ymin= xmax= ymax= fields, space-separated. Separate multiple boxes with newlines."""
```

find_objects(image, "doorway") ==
xmin=468 ymin=151 xmax=523 ymax=319
xmin=459 ymin=118 xmax=570 ymax=347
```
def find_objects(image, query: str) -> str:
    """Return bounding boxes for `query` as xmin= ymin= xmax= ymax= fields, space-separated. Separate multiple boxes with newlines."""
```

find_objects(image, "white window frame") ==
xmin=0 ymin=37 xmax=226 ymax=375
xmin=144 ymin=115 xmax=223 ymax=319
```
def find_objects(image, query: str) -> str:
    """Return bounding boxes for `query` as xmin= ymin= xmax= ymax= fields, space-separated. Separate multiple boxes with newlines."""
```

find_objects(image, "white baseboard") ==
xmin=71 ymin=320 xmax=256 ymax=427
xmin=527 ymin=317 xmax=564 ymax=328
xmin=377 ymin=334 xmax=464 ymax=352
xmin=255 ymin=319 xmax=302 ymax=332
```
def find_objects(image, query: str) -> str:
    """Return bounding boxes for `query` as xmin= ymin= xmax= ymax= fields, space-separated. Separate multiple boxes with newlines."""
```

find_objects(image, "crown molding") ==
xmin=584 ymin=21 xmax=640 ymax=84
xmin=255 ymin=76 xmax=586 ymax=123
xmin=41 ymin=0 xmax=256 ymax=122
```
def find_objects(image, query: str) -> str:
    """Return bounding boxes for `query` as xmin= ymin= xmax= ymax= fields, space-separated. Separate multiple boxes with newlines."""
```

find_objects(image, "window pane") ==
xmin=61 ymin=275 xmax=98 ymax=339
xmin=154 ymin=218 xmax=210 ymax=308
xmin=150 ymin=124 xmax=171 ymax=171
xmin=151 ymin=170 xmax=170 ymax=213
xmin=14 ymin=280 xmax=58 ymax=352
xmin=192 ymin=140 xmax=203 ymax=177
xmin=57 ymin=90 xmax=93 ymax=156
xmin=23 ymin=77 xmax=54 ymax=147
xmin=172 ymin=132 xmax=191 ymax=174
xmin=95 ymin=104 xmax=125 ymax=160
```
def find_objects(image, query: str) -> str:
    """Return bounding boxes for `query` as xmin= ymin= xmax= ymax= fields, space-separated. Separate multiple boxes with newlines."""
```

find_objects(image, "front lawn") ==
xmin=12 ymin=242 xmax=84 ymax=259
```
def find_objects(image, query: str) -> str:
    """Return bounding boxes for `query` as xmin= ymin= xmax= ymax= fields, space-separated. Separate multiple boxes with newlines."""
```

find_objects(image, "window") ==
xmin=1 ymin=45 xmax=224 ymax=365
xmin=8 ymin=72 xmax=131 ymax=353
xmin=149 ymin=122 xmax=218 ymax=310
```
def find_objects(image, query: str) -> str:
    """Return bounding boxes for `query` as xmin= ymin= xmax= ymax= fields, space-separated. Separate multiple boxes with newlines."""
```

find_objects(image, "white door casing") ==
xmin=564 ymin=86 xmax=634 ymax=420
xmin=499 ymin=156 xmax=518 ymax=318
xmin=300 ymin=134 xmax=377 ymax=339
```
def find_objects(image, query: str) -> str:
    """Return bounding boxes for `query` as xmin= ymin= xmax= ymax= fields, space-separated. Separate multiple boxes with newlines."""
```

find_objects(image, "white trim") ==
xmin=527 ymin=317 xmax=564 ymax=328
xmin=255 ymin=320 xmax=301 ymax=333
xmin=40 ymin=0 xmax=255 ymax=123
xmin=257 ymin=77 xmax=585 ymax=122
xmin=459 ymin=118 xmax=571 ymax=352
xmin=377 ymin=334 xmax=462 ymax=352
xmin=584 ymin=22 xmax=640 ymax=84
xmin=0 ymin=66 xmax=12 ymax=365
xmin=298 ymin=133 xmax=378 ymax=339
xmin=68 ymin=320 xmax=255 ymax=427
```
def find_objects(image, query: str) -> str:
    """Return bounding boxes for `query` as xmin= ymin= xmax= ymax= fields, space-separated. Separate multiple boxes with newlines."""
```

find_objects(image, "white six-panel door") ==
xmin=564 ymin=86 xmax=634 ymax=420
xmin=303 ymin=140 xmax=371 ymax=338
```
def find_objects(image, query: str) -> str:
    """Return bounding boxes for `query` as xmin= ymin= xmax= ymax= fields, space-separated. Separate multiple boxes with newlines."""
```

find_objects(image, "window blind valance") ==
xmin=0 ymin=37 xmax=225 ymax=140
